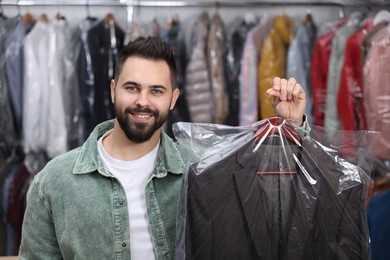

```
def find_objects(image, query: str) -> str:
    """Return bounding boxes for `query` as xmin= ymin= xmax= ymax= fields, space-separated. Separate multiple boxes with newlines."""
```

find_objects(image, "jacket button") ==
xmin=122 ymin=243 xmax=126 ymax=247
xmin=157 ymin=240 xmax=164 ymax=246
xmin=119 ymin=201 xmax=124 ymax=205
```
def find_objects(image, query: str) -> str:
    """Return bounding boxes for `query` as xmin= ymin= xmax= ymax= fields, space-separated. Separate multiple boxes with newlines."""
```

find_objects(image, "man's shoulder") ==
xmin=33 ymin=147 xmax=81 ymax=186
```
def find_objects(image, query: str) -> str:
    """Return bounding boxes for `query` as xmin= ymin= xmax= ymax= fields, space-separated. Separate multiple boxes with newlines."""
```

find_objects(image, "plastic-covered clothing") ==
xmin=239 ymin=19 xmax=270 ymax=126
xmin=325 ymin=12 xmax=364 ymax=131
xmin=207 ymin=12 xmax=228 ymax=124
xmin=258 ymin=15 xmax=293 ymax=119
xmin=310 ymin=19 xmax=345 ymax=127
xmin=185 ymin=12 xmax=213 ymax=123
xmin=4 ymin=19 xmax=34 ymax=136
xmin=163 ymin=18 xmax=191 ymax=137
xmin=287 ymin=20 xmax=317 ymax=125
xmin=225 ymin=17 xmax=257 ymax=126
xmin=22 ymin=21 xmax=51 ymax=155
xmin=337 ymin=17 xmax=373 ymax=134
xmin=47 ymin=19 xmax=68 ymax=158
xmin=0 ymin=17 xmax=19 ymax=149
xmin=362 ymin=25 xmax=390 ymax=160
xmin=78 ymin=17 xmax=98 ymax=141
xmin=86 ymin=18 xmax=124 ymax=128
xmin=63 ymin=19 xmax=84 ymax=149
xmin=174 ymin=118 xmax=375 ymax=260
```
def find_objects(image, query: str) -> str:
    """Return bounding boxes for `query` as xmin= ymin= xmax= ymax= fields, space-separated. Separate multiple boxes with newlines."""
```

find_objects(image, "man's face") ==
xmin=111 ymin=56 xmax=179 ymax=143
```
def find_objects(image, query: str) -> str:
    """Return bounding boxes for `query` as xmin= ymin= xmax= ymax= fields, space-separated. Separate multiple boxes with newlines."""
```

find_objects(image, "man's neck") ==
xmin=102 ymin=120 xmax=161 ymax=161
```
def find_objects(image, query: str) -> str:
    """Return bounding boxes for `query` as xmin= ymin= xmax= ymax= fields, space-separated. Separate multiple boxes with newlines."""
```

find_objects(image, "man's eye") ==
xmin=152 ymin=89 xmax=163 ymax=95
xmin=127 ymin=86 xmax=138 ymax=92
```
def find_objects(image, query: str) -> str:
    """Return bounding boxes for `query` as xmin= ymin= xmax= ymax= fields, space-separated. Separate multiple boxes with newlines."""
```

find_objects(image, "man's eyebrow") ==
xmin=122 ymin=81 xmax=167 ymax=90
xmin=123 ymin=81 xmax=141 ymax=87
xmin=150 ymin=85 xmax=167 ymax=90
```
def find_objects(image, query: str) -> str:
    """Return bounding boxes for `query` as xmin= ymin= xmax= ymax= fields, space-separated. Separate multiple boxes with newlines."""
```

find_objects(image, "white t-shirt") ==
xmin=98 ymin=130 xmax=159 ymax=260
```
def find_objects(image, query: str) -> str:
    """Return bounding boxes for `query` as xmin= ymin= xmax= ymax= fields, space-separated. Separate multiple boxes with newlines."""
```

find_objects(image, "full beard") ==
xmin=115 ymin=105 xmax=168 ymax=143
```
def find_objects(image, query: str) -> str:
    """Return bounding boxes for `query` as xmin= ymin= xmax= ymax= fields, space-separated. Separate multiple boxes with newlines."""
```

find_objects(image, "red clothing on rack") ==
xmin=337 ymin=17 xmax=373 ymax=133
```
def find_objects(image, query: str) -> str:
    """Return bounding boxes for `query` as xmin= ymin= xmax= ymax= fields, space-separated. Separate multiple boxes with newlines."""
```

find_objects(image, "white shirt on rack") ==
xmin=98 ymin=130 xmax=158 ymax=260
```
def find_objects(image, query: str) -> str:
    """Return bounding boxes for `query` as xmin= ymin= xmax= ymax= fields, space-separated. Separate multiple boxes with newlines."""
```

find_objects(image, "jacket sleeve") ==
xmin=18 ymin=178 xmax=63 ymax=260
xmin=295 ymin=114 xmax=311 ymax=137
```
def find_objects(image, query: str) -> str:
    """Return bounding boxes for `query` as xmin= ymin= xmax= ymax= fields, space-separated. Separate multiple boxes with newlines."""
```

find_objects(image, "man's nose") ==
xmin=135 ymin=91 xmax=150 ymax=106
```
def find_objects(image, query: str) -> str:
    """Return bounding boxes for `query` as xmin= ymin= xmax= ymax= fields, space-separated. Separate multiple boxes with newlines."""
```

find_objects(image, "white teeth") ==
xmin=135 ymin=114 xmax=150 ymax=119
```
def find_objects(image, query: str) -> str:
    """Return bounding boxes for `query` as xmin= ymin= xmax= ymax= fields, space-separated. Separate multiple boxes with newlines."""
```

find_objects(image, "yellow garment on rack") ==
xmin=258 ymin=15 xmax=293 ymax=119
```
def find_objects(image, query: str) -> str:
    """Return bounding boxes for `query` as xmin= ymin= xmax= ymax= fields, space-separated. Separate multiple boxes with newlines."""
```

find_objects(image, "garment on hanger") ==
xmin=4 ymin=17 xmax=34 ymax=137
xmin=78 ymin=15 xmax=99 ymax=141
xmin=23 ymin=20 xmax=51 ymax=155
xmin=226 ymin=15 xmax=258 ymax=126
xmin=174 ymin=118 xmax=375 ymax=260
xmin=84 ymin=13 xmax=124 ymax=131
xmin=0 ymin=17 xmax=19 ymax=150
xmin=47 ymin=16 xmax=69 ymax=157
xmin=239 ymin=17 xmax=270 ymax=126
xmin=310 ymin=18 xmax=346 ymax=127
xmin=258 ymin=15 xmax=293 ymax=119
xmin=362 ymin=23 xmax=390 ymax=161
xmin=337 ymin=16 xmax=374 ymax=136
xmin=287 ymin=14 xmax=317 ymax=125
xmin=207 ymin=12 xmax=228 ymax=124
xmin=325 ymin=12 xmax=365 ymax=131
xmin=162 ymin=15 xmax=190 ymax=137
xmin=185 ymin=12 xmax=213 ymax=123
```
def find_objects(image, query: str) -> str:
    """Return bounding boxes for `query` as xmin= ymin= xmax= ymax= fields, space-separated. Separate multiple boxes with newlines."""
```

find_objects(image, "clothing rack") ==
xmin=1 ymin=0 xmax=389 ymax=7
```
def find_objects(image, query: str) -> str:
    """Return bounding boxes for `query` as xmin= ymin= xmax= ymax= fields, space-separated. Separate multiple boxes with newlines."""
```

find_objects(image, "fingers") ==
xmin=268 ymin=77 xmax=303 ymax=100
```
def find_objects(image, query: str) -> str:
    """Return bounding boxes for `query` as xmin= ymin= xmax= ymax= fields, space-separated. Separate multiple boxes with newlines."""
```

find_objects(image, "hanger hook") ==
xmin=214 ymin=0 xmax=220 ymax=12
xmin=85 ymin=0 xmax=91 ymax=17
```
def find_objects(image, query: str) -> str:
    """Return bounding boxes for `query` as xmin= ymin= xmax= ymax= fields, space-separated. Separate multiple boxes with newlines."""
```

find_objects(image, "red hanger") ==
xmin=252 ymin=117 xmax=302 ymax=152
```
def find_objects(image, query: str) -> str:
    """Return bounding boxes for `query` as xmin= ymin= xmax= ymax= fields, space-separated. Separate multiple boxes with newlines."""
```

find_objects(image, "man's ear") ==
xmin=110 ymin=79 xmax=116 ymax=103
xmin=170 ymin=88 xmax=180 ymax=110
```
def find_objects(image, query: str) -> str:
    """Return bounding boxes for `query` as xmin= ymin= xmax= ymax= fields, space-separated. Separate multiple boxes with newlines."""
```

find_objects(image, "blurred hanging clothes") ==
xmin=185 ymin=12 xmax=213 ymax=123
xmin=207 ymin=12 xmax=228 ymax=124
xmin=239 ymin=17 xmax=270 ymax=126
xmin=225 ymin=15 xmax=258 ymax=126
xmin=3 ymin=163 xmax=30 ymax=256
xmin=0 ymin=17 xmax=19 ymax=150
xmin=22 ymin=19 xmax=51 ymax=155
xmin=4 ymin=17 xmax=34 ymax=138
xmin=22 ymin=16 xmax=69 ymax=158
xmin=62 ymin=17 xmax=84 ymax=149
xmin=78 ymin=16 xmax=99 ymax=142
xmin=258 ymin=15 xmax=293 ymax=119
xmin=0 ymin=151 xmax=28 ymax=256
xmin=362 ymin=24 xmax=390 ymax=161
xmin=360 ymin=21 xmax=388 ymax=69
xmin=162 ymin=16 xmax=191 ymax=137
xmin=47 ymin=17 xmax=68 ymax=158
xmin=149 ymin=18 xmax=160 ymax=37
xmin=337 ymin=16 xmax=374 ymax=135
xmin=287 ymin=13 xmax=317 ymax=125
xmin=310 ymin=18 xmax=346 ymax=127
xmin=324 ymin=12 xmax=364 ymax=131
xmin=127 ymin=22 xmax=144 ymax=43
xmin=85 ymin=14 xmax=124 ymax=132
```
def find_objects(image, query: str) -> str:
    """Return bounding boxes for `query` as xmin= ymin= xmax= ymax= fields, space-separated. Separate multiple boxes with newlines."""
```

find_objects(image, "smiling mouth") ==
xmin=131 ymin=113 xmax=153 ymax=121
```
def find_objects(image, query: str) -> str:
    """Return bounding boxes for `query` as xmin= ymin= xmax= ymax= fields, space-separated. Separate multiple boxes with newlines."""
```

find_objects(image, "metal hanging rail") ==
xmin=1 ymin=0 xmax=389 ymax=7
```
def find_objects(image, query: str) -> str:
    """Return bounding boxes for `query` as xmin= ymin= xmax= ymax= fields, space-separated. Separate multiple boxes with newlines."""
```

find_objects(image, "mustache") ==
xmin=125 ymin=106 xmax=157 ymax=116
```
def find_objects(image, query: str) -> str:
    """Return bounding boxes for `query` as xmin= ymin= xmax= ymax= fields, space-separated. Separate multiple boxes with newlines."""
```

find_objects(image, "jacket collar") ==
xmin=73 ymin=120 xmax=188 ymax=177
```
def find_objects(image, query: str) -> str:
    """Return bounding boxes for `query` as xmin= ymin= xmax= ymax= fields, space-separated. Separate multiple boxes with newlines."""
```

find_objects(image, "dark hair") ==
xmin=115 ymin=36 xmax=177 ymax=89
